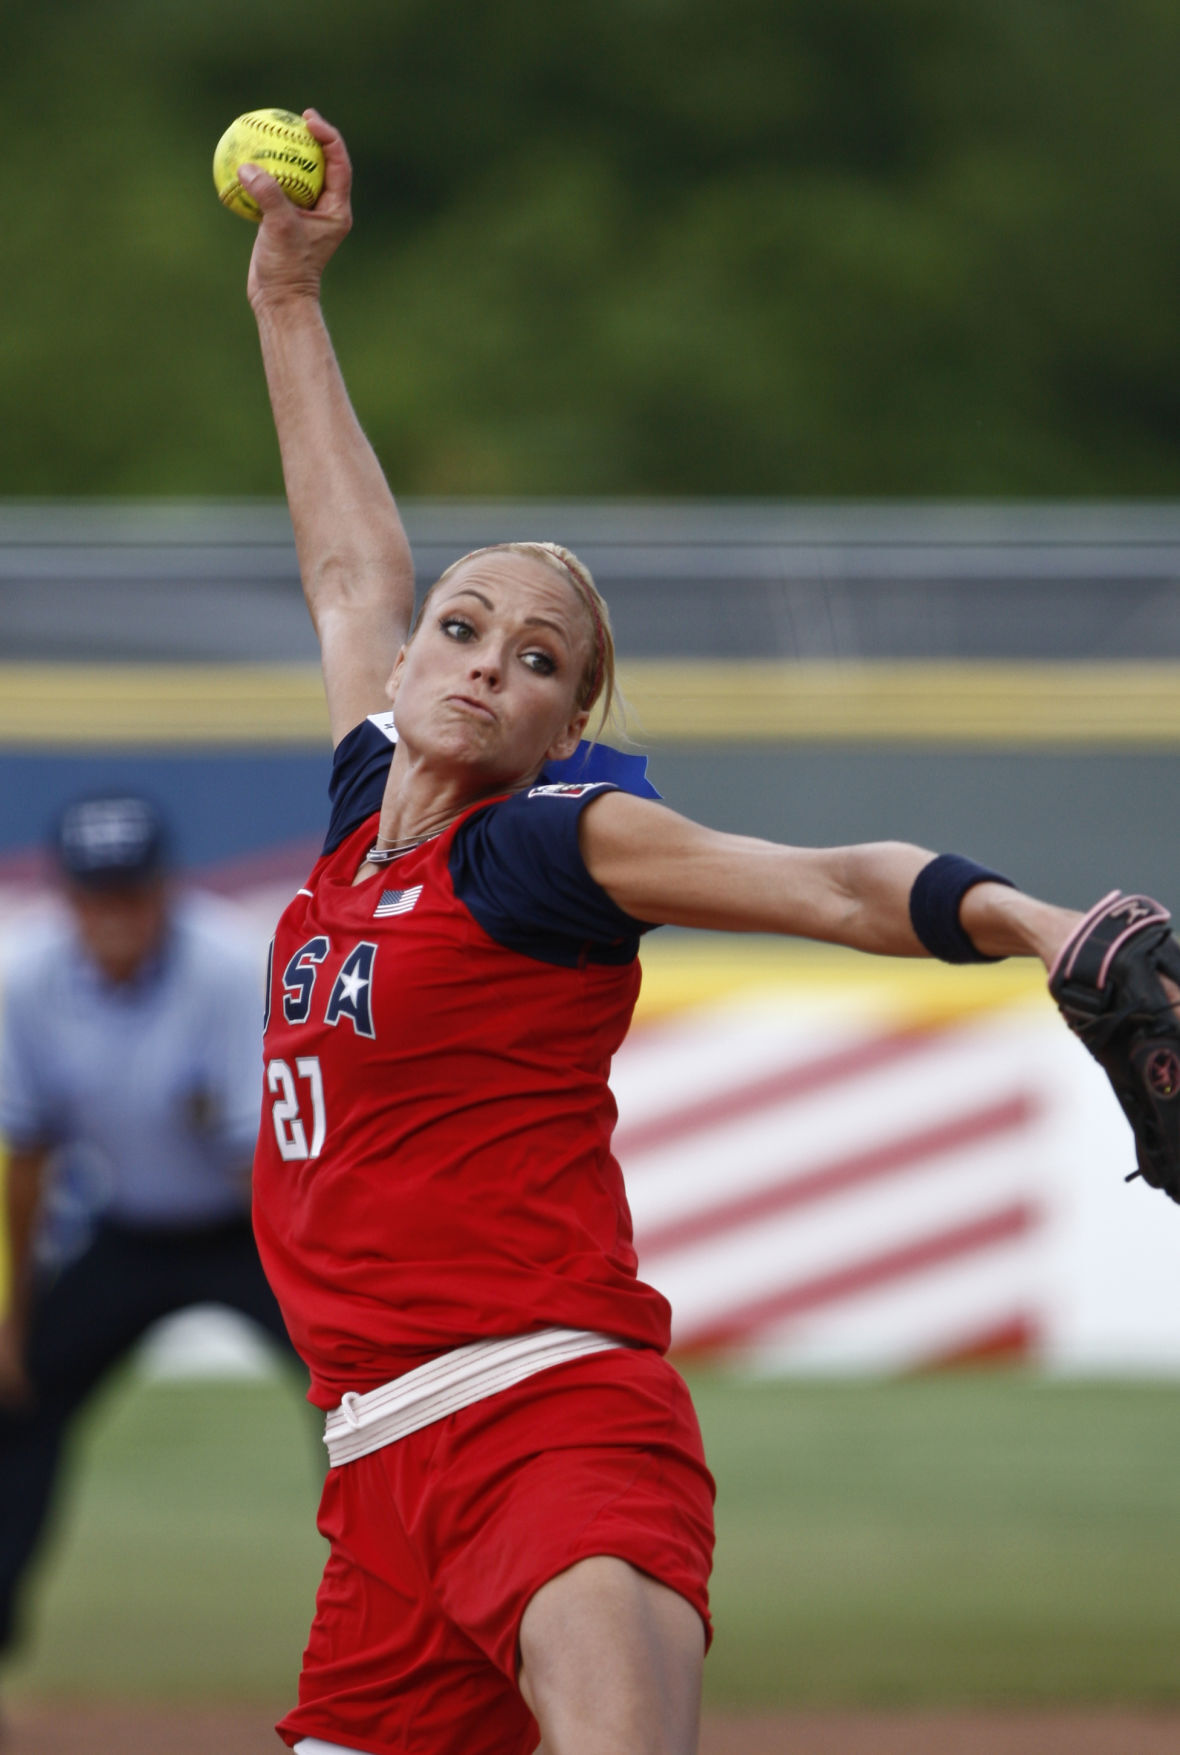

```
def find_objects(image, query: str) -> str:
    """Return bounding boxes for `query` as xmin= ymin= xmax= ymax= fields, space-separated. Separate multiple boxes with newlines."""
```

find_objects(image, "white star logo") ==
xmin=337 ymin=965 xmax=368 ymax=1008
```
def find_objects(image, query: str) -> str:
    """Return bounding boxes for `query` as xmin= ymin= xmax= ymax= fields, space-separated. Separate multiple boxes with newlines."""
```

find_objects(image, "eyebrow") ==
xmin=521 ymin=614 xmax=571 ymax=644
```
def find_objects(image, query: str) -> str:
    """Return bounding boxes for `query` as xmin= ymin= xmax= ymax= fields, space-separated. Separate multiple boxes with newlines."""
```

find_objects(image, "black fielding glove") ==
xmin=1049 ymin=892 xmax=1180 ymax=1202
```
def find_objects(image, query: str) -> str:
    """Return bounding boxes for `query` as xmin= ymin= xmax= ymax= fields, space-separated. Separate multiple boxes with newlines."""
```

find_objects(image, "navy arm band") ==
xmin=908 ymin=853 xmax=1016 ymax=964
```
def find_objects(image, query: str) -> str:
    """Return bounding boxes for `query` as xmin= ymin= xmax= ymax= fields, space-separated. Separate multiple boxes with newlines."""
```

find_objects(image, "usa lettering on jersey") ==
xmin=283 ymin=937 xmax=329 ymax=1024
xmin=275 ymin=936 xmax=378 ymax=1040
xmin=325 ymin=942 xmax=377 ymax=1039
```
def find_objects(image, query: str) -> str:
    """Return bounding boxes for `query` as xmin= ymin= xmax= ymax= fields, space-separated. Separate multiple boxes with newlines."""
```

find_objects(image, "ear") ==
xmin=385 ymin=646 xmax=408 ymax=704
xmin=545 ymin=708 xmax=590 ymax=764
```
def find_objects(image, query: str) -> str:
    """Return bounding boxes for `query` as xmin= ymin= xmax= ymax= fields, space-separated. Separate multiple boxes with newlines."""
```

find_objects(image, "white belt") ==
xmin=323 ymin=1327 xmax=626 ymax=1467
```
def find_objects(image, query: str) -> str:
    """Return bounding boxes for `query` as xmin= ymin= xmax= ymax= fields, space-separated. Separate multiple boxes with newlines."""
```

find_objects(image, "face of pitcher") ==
xmin=387 ymin=550 xmax=603 ymax=788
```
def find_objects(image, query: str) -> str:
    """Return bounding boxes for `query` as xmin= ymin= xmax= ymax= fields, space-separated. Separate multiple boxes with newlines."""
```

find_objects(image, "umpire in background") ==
xmin=0 ymin=792 xmax=300 ymax=1659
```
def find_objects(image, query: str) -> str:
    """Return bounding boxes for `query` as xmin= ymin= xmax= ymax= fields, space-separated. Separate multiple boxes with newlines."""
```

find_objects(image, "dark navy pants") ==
xmin=0 ymin=1214 xmax=304 ymax=1652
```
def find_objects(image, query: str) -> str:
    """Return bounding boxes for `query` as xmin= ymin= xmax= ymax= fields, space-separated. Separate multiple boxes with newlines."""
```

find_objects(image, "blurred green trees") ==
xmin=5 ymin=0 xmax=1179 ymax=495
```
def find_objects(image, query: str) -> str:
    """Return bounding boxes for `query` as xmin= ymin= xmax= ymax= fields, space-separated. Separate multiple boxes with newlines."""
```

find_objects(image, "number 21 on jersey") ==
xmin=267 ymin=1055 xmax=326 ymax=1161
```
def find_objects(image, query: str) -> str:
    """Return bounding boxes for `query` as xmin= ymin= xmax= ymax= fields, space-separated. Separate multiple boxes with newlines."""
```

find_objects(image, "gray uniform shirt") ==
xmin=0 ymin=892 xmax=263 ymax=1232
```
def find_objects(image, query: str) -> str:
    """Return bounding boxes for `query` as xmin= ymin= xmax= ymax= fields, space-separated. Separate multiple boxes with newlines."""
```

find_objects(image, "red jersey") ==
xmin=253 ymin=715 xmax=671 ymax=1409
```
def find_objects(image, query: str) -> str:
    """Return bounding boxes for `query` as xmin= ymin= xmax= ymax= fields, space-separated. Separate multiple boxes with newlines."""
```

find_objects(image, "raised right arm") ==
xmin=240 ymin=112 xmax=415 ymax=746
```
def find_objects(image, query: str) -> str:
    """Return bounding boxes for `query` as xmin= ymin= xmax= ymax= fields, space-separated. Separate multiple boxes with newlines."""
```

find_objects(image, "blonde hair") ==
xmin=415 ymin=541 xmax=619 ymax=733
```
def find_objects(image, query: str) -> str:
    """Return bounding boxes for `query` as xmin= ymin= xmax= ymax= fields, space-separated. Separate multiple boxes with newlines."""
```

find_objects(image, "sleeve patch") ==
xmin=527 ymin=782 xmax=610 ymax=800
xmin=366 ymin=710 xmax=398 ymax=744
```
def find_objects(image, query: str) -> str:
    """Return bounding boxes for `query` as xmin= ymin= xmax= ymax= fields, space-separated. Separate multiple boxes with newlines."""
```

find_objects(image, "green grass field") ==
xmin=7 ymin=1367 xmax=1180 ymax=1709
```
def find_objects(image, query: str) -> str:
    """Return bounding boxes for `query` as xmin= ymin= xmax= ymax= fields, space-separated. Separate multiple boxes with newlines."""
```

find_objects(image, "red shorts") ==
xmin=277 ymin=1346 xmax=715 ymax=1755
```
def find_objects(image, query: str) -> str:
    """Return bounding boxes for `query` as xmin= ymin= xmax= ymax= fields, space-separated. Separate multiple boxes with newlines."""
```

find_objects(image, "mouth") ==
xmin=447 ymin=694 xmax=497 ymax=723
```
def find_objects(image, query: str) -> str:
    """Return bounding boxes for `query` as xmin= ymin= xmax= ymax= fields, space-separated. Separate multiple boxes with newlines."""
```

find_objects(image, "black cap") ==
xmin=53 ymin=794 xmax=170 ymax=890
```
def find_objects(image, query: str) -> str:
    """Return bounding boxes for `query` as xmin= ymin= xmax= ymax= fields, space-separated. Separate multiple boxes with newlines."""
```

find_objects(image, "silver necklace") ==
xmin=363 ymin=799 xmax=481 ymax=868
xmin=363 ymin=834 xmax=427 ymax=865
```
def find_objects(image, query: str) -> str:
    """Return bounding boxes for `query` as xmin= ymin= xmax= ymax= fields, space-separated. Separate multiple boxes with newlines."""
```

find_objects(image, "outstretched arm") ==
xmin=581 ymin=796 xmax=1180 ymax=1202
xmin=578 ymin=792 xmax=1078 ymax=967
xmin=240 ymin=111 xmax=415 ymax=746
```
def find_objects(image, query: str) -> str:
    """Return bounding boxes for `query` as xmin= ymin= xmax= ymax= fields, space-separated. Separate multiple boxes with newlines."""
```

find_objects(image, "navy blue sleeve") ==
xmin=323 ymin=716 xmax=397 ymax=854
xmin=449 ymin=784 xmax=655 ymax=968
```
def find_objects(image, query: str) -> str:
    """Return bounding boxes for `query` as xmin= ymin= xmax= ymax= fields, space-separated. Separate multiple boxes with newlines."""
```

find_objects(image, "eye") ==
xmin=439 ymin=615 xmax=475 ymax=641
xmin=522 ymin=650 xmax=557 ymax=676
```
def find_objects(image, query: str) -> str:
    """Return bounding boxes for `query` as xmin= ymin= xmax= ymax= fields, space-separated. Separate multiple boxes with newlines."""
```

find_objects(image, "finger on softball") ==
xmin=302 ymin=107 xmax=337 ymax=143
xmin=237 ymin=162 xmax=288 ymax=216
xmin=304 ymin=110 xmax=352 ymax=202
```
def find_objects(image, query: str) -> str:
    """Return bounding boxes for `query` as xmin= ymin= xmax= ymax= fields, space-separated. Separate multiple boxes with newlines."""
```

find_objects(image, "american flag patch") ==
xmin=373 ymin=884 xmax=423 ymax=919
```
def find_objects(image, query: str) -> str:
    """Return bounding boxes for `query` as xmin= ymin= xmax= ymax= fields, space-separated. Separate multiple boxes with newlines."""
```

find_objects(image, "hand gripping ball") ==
xmin=213 ymin=108 xmax=325 ymax=222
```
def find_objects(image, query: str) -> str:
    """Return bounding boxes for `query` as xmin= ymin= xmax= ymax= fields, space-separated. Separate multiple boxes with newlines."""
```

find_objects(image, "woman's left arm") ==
xmin=578 ymin=792 xmax=1080 ymax=968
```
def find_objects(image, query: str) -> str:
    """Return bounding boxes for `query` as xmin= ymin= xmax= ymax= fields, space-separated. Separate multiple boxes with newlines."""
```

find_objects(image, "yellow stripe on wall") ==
xmin=633 ymin=935 xmax=1052 ymax=1024
xmin=0 ymin=661 xmax=1176 ymax=747
xmin=621 ymin=661 xmax=1180 ymax=744
xmin=0 ymin=666 xmax=332 ymax=745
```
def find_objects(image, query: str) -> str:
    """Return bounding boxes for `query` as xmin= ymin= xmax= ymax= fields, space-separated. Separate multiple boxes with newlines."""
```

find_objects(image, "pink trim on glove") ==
xmin=1050 ymin=890 xmax=1172 ymax=990
xmin=1050 ymin=890 xmax=1122 ymax=986
xmin=1097 ymin=900 xmax=1172 ymax=989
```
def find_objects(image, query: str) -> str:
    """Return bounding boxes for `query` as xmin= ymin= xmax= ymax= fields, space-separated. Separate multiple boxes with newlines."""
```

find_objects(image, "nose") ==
xmin=469 ymin=648 xmax=502 ymax=687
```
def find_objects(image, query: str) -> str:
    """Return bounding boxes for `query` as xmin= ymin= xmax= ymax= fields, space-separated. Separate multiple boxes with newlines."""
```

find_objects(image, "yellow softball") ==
xmin=213 ymin=108 xmax=325 ymax=222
